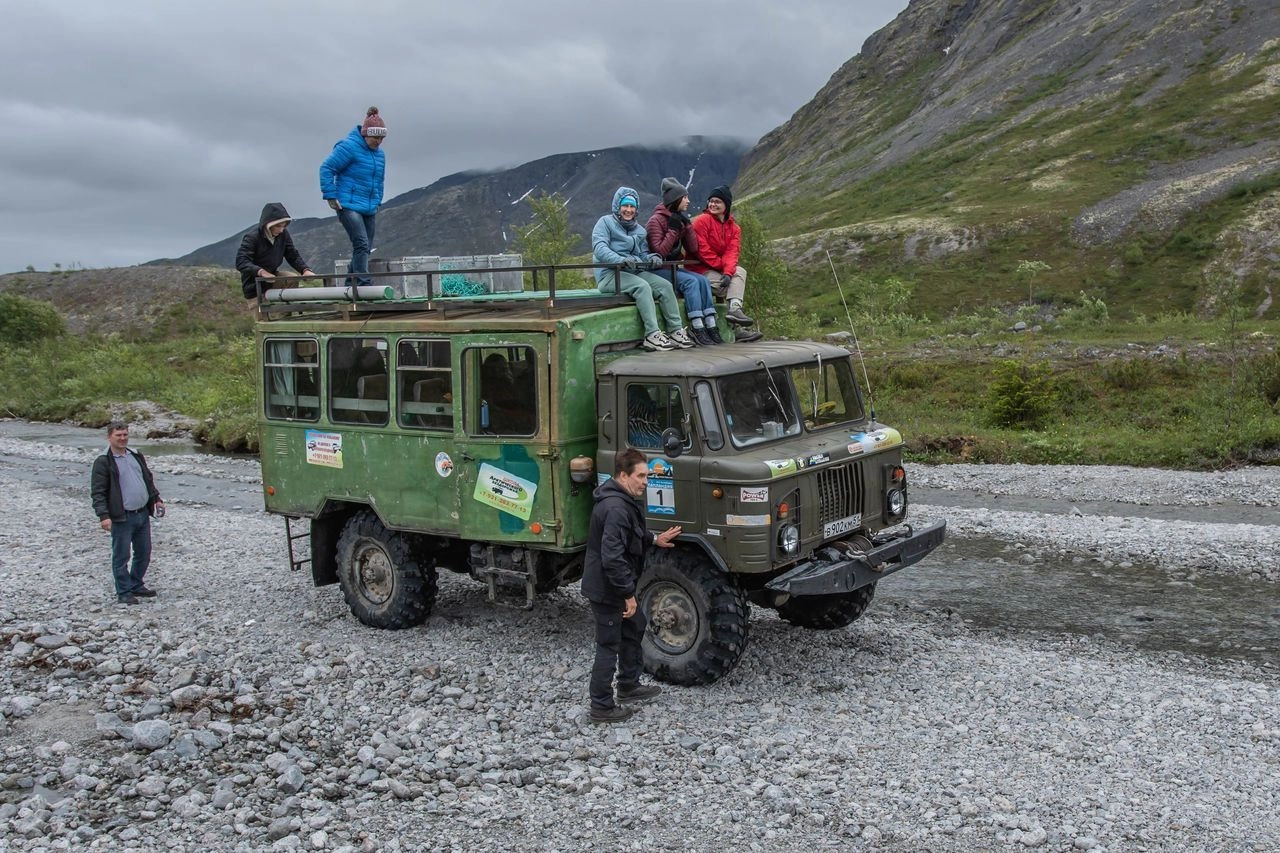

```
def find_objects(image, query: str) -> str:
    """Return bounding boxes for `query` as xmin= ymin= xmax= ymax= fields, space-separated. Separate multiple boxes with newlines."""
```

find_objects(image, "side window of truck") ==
xmin=626 ymin=382 xmax=690 ymax=450
xmin=467 ymin=345 xmax=537 ymax=436
xmin=329 ymin=338 xmax=389 ymax=426
xmin=397 ymin=339 xmax=453 ymax=430
xmin=263 ymin=338 xmax=320 ymax=422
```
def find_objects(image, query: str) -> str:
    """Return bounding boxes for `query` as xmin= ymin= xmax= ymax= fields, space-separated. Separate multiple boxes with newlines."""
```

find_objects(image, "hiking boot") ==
xmin=588 ymin=704 xmax=636 ymax=723
xmin=734 ymin=328 xmax=764 ymax=343
xmin=117 ymin=594 xmax=140 ymax=606
xmin=688 ymin=326 xmax=715 ymax=346
xmin=133 ymin=586 xmax=157 ymax=598
xmin=704 ymin=325 xmax=726 ymax=345
xmin=667 ymin=328 xmax=696 ymax=349
xmin=617 ymin=683 xmax=662 ymax=703
xmin=641 ymin=331 xmax=676 ymax=352
xmin=725 ymin=306 xmax=755 ymax=326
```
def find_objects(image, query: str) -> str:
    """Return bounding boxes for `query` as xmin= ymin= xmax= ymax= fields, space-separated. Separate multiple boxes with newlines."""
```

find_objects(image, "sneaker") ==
xmin=689 ymin=326 xmax=715 ymax=347
xmin=588 ymin=704 xmax=636 ymax=723
xmin=133 ymin=586 xmax=157 ymax=598
xmin=705 ymin=325 xmax=726 ymax=345
xmin=734 ymin=328 xmax=764 ymax=343
xmin=616 ymin=683 xmax=662 ymax=703
xmin=726 ymin=307 xmax=755 ymax=326
xmin=641 ymin=331 xmax=676 ymax=352
xmin=668 ymin=328 xmax=696 ymax=349
xmin=117 ymin=594 xmax=140 ymax=606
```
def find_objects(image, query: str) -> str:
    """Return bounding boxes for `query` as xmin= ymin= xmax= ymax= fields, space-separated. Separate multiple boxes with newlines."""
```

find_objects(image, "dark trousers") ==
xmin=111 ymin=508 xmax=152 ymax=596
xmin=589 ymin=601 xmax=646 ymax=709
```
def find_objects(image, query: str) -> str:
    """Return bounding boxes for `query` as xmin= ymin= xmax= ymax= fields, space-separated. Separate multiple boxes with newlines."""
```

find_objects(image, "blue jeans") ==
xmin=337 ymin=208 xmax=377 ymax=285
xmin=111 ymin=508 xmax=152 ymax=596
xmin=664 ymin=269 xmax=715 ymax=320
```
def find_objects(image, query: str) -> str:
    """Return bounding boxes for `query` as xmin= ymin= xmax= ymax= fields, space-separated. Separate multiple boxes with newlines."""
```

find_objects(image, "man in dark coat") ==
xmin=236 ymin=202 xmax=315 ymax=299
xmin=90 ymin=422 xmax=165 ymax=605
xmin=581 ymin=448 xmax=681 ymax=722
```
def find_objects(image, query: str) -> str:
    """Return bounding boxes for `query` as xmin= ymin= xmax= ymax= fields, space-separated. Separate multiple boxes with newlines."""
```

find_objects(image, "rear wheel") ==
xmin=336 ymin=510 xmax=437 ymax=629
xmin=639 ymin=549 xmax=749 ymax=686
xmin=775 ymin=584 xmax=876 ymax=629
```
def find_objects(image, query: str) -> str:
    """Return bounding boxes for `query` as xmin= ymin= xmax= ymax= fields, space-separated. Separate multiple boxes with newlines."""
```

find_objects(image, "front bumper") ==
xmin=765 ymin=519 xmax=946 ymax=596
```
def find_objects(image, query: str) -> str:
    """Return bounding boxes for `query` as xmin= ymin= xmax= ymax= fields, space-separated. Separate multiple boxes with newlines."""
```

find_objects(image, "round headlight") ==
xmin=886 ymin=488 xmax=905 ymax=516
xmin=778 ymin=523 xmax=800 ymax=555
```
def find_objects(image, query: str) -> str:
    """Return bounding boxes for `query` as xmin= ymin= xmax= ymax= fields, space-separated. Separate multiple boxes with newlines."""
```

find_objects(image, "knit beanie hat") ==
xmin=661 ymin=177 xmax=688 ymax=208
xmin=361 ymin=106 xmax=387 ymax=138
xmin=708 ymin=185 xmax=733 ymax=216
xmin=619 ymin=195 xmax=638 ymax=207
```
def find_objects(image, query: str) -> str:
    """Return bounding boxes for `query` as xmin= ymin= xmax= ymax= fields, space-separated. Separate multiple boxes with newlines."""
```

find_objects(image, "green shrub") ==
xmin=986 ymin=360 xmax=1058 ymax=429
xmin=0 ymin=293 xmax=65 ymax=343
xmin=1250 ymin=349 xmax=1280 ymax=408
xmin=1058 ymin=292 xmax=1110 ymax=327
xmin=1102 ymin=357 xmax=1155 ymax=390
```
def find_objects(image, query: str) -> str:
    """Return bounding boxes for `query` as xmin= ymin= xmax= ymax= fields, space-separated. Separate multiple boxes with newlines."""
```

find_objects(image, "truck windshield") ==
xmin=719 ymin=367 xmax=800 ymax=447
xmin=790 ymin=357 xmax=864 ymax=430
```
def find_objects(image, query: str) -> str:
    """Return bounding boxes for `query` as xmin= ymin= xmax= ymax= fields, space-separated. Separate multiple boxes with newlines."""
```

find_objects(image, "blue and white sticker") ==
xmin=435 ymin=452 xmax=453 ymax=478
xmin=647 ymin=459 xmax=675 ymax=516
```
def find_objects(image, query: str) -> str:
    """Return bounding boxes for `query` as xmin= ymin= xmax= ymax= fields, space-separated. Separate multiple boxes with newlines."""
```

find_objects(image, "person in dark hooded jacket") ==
xmin=581 ymin=448 xmax=681 ymax=722
xmin=235 ymin=202 xmax=314 ymax=299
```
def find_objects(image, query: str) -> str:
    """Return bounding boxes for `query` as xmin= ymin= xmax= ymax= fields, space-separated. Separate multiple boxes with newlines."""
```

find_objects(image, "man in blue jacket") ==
xmin=320 ymin=106 xmax=387 ymax=286
xmin=581 ymin=449 xmax=681 ymax=722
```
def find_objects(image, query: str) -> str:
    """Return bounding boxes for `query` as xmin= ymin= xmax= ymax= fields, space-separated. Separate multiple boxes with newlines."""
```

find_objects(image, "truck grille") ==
xmin=816 ymin=462 xmax=863 ymax=525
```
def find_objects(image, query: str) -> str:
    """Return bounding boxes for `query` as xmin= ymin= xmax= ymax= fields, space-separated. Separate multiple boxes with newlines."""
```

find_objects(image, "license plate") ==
xmin=823 ymin=513 xmax=862 ymax=539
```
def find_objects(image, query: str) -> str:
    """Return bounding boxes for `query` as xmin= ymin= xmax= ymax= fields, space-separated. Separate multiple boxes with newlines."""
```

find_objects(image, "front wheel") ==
xmin=638 ymin=549 xmax=750 ymax=686
xmin=336 ymin=510 xmax=437 ymax=629
xmin=775 ymin=584 xmax=876 ymax=630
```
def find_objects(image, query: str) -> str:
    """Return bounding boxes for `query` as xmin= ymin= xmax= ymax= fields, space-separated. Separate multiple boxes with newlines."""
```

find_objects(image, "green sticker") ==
xmin=473 ymin=462 xmax=537 ymax=521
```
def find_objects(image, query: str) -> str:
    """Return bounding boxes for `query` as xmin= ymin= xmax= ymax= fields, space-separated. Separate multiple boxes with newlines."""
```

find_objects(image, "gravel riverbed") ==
xmin=1 ymin=436 xmax=1277 ymax=852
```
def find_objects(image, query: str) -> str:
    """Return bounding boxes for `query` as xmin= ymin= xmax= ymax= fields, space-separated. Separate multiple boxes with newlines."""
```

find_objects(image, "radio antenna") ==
xmin=826 ymin=251 xmax=876 ymax=423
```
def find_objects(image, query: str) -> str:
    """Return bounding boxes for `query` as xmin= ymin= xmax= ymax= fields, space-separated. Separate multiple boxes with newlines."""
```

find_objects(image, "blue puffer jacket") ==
xmin=319 ymin=127 xmax=385 ymax=215
xmin=592 ymin=185 xmax=652 ymax=284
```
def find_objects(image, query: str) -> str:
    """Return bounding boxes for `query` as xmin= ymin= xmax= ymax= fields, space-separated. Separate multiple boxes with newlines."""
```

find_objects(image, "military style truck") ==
xmin=254 ymin=267 xmax=945 ymax=685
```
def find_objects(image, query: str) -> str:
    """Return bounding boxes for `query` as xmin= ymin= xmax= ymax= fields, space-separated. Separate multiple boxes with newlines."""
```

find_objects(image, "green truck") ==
xmin=255 ymin=270 xmax=945 ymax=685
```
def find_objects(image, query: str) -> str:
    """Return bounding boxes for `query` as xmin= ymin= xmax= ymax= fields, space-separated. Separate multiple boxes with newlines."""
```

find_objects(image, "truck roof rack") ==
xmin=254 ymin=263 xmax=635 ymax=321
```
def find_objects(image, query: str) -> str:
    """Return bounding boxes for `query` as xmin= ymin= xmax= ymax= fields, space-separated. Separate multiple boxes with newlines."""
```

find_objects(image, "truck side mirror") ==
xmin=661 ymin=428 xmax=683 ymax=459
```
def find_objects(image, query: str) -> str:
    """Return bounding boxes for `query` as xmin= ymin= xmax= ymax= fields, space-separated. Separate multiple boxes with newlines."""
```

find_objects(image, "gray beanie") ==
xmin=661 ymin=177 xmax=688 ymax=208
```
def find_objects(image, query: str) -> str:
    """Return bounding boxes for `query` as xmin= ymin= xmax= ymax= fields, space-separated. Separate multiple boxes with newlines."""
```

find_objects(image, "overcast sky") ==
xmin=0 ymin=0 xmax=907 ymax=274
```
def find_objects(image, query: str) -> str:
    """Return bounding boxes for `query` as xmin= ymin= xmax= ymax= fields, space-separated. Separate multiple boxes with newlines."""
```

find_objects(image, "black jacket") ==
xmin=581 ymin=478 xmax=654 ymax=605
xmin=236 ymin=202 xmax=310 ymax=298
xmin=91 ymin=448 xmax=161 ymax=522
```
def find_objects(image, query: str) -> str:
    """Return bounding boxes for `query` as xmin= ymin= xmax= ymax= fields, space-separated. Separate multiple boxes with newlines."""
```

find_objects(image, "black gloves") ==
xmin=669 ymin=212 xmax=689 ymax=231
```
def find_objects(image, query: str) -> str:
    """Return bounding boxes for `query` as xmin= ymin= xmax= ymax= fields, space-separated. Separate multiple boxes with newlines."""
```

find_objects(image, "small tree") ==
xmin=513 ymin=192 xmax=583 ymax=288
xmin=0 ymin=293 xmax=65 ymax=344
xmin=1016 ymin=259 xmax=1050 ymax=307
xmin=736 ymin=210 xmax=808 ymax=338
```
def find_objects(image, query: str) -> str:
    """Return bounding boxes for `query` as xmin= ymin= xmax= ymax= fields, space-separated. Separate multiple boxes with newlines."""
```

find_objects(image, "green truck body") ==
xmin=255 ymin=281 xmax=944 ymax=684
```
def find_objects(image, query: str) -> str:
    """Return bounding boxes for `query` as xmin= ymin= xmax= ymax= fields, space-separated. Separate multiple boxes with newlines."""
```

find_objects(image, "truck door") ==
xmin=454 ymin=336 xmax=555 ymax=541
xmin=618 ymin=379 xmax=700 ymax=527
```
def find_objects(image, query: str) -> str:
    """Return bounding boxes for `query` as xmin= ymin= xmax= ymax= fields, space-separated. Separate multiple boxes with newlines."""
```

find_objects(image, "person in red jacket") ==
xmin=688 ymin=185 xmax=761 ymax=342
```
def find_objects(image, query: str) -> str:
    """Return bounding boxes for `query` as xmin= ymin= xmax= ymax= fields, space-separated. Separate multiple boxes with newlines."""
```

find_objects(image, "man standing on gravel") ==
xmin=90 ymin=422 xmax=164 ymax=605
xmin=582 ymin=449 xmax=680 ymax=723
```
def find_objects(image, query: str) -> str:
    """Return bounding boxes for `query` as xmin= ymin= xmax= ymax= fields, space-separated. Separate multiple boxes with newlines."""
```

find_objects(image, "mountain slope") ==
xmin=737 ymin=0 xmax=1280 ymax=318
xmin=157 ymin=138 xmax=747 ymax=275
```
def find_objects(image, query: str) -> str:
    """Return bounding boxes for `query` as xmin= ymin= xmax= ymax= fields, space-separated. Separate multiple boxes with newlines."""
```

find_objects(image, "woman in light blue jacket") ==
xmin=592 ymin=186 xmax=692 ymax=352
xmin=319 ymin=107 xmax=387 ymax=286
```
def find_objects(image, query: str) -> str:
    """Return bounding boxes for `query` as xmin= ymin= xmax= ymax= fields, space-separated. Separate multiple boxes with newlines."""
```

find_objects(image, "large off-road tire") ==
xmin=775 ymin=583 xmax=876 ymax=630
xmin=336 ymin=510 xmax=437 ymax=629
xmin=638 ymin=549 xmax=750 ymax=686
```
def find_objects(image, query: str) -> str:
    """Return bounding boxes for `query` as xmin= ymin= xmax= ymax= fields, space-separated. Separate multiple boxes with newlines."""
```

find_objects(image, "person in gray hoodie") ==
xmin=592 ymin=186 xmax=694 ymax=351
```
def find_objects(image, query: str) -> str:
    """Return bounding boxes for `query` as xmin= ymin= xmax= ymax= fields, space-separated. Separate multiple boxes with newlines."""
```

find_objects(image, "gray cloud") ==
xmin=0 ymin=0 xmax=905 ymax=272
